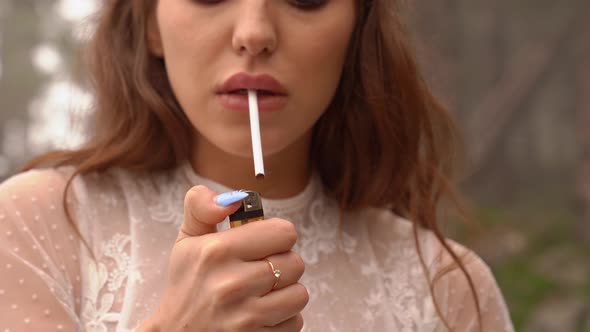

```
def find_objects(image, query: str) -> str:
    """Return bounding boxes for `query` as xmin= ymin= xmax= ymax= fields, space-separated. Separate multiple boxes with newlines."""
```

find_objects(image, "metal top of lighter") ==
xmin=228 ymin=190 xmax=265 ymax=228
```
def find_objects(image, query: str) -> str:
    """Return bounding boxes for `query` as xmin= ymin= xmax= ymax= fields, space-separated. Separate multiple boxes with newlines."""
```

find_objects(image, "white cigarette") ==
xmin=248 ymin=90 xmax=265 ymax=179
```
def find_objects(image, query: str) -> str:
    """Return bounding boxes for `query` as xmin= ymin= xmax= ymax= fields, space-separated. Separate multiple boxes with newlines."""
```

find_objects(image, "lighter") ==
xmin=229 ymin=190 xmax=265 ymax=228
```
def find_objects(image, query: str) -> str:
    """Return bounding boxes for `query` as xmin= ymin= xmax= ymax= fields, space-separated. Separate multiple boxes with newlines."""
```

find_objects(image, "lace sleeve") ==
xmin=0 ymin=169 xmax=81 ymax=331
xmin=432 ymin=243 xmax=515 ymax=332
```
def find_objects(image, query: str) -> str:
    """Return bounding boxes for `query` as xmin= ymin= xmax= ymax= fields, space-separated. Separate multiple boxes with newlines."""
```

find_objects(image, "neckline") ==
xmin=180 ymin=161 xmax=320 ymax=215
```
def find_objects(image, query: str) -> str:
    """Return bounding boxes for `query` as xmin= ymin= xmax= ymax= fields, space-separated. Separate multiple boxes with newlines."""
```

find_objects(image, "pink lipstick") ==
xmin=216 ymin=73 xmax=288 ymax=112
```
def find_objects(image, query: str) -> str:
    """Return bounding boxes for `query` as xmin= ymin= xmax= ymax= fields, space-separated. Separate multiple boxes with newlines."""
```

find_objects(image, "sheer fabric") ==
xmin=0 ymin=164 xmax=514 ymax=331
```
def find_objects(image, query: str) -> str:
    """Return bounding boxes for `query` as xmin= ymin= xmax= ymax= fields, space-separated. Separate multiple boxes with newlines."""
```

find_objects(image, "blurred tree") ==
xmin=0 ymin=0 xmax=89 ymax=181
xmin=466 ymin=6 xmax=580 ymax=178
xmin=410 ymin=0 xmax=579 ymax=204
xmin=0 ymin=0 xmax=47 ymax=178
xmin=575 ymin=1 xmax=590 ymax=244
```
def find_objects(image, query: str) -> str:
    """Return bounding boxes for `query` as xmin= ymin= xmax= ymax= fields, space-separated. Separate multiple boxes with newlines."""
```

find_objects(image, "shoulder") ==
xmin=0 ymin=166 xmax=134 ymax=251
xmin=0 ymin=166 xmax=126 ymax=221
xmin=364 ymin=208 xmax=498 ymax=279
xmin=0 ymin=168 xmax=81 ymax=273
xmin=359 ymin=209 xmax=498 ymax=296
xmin=0 ymin=166 xmax=115 ymax=202
xmin=362 ymin=208 xmax=513 ymax=329
xmin=362 ymin=208 xmax=485 ymax=267
xmin=0 ymin=167 xmax=87 ymax=234
xmin=0 ymin=167 xmax=75 ymax=206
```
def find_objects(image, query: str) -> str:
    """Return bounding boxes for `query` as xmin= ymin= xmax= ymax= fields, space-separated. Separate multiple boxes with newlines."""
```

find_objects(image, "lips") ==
xmin=216 ymin=73 xmax=288 ymax=112
xmin=217 ymin=73 xmax=288 ymax=95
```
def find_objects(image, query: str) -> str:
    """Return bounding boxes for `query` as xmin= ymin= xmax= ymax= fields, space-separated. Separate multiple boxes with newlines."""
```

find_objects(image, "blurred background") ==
xmin=0 ymin=0 xmax=588 ymax=331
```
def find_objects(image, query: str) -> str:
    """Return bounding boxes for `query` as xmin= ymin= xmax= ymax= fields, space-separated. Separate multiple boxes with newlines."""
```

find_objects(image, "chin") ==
xmin=219 ymin=141 xmax=288 ymax=159
xmin=214 ymin=131 xmax=294 ymax=159
xmin=198 ymin=123 xmax=305 ymax=160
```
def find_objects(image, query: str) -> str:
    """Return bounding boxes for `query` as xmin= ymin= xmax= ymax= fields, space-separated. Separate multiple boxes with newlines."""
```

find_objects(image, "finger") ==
xmin=257 ymin=283 xmax=309 ymax=327
xmin=220 ymin=218 xmax=299 ymax=261
xmin=262 ymin=314 xmax=304 ymax=332
xmin=257 ymin=251 xmax=305 ymax=293
xmin=179 ymin=186 xmax=241 ymax=241
xmin=194 ymin=251 xmax=304 ymax=303
xmin=222 ymin=251 xmax=304 ymax=299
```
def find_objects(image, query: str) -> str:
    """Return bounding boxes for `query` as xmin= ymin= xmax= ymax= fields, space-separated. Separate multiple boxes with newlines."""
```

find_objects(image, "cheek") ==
xmin=291 ymin=24 xmax=354 ymax=115
xmin=160 ymin=32 xmax=210 ymax=91
xmin=156 ymin=8 xmax=222 ymax=102
xmin=260 ymin=35 xmax=351 ymax=155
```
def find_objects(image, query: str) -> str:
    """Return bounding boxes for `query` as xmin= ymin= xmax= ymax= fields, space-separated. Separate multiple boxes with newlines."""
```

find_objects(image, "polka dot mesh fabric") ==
xmin=0 ymin=164 xmax=514 ymax=331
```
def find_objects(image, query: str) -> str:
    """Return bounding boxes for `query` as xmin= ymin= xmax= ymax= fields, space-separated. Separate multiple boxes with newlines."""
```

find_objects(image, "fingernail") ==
xmin=215 ymin=190 xmax=249 ymax=207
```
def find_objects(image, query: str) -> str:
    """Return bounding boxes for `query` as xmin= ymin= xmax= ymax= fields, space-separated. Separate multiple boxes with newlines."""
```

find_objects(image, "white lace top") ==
xmin=0 ymin=163 xmax=514 ymax=332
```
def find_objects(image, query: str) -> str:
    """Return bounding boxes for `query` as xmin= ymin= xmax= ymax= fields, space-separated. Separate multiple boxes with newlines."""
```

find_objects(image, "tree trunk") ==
xmin=465 ymin=11 xmax=581 ymax=178
xmin=575 ymin=4 xmax=590 ymax=244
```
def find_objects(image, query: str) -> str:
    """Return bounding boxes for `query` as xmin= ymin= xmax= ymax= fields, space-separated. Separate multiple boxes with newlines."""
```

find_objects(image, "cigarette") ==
xmin=248 ymin=90 xmax=265 ymax=179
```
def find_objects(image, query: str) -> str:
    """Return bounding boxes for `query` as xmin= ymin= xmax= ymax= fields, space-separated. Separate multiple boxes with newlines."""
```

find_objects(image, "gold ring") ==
xmin=264 ymin=259 xmax=281 ymax=291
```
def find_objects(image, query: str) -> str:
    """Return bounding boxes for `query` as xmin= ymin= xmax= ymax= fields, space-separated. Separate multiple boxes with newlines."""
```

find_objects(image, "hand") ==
xmin=140 ymin=185 xmax=308 ymax=332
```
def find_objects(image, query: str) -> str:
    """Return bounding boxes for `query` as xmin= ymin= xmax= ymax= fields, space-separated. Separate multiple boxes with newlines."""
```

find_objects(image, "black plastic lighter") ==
xmin=228 ymin=190 xmax=265 ymax=228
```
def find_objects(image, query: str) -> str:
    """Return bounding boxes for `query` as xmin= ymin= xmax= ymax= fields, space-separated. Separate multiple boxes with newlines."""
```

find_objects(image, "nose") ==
xmin=231 ymin=2 xmax=277 ymax=57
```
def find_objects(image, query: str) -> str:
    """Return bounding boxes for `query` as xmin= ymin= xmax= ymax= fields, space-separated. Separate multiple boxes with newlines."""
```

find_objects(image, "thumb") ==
xmin=178 ymin=186 xmax=244 ymax=242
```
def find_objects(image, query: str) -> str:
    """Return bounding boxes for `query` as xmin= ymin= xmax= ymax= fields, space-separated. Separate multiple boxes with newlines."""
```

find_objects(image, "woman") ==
xmin=0 ymin=0 xmax=514 ymax=331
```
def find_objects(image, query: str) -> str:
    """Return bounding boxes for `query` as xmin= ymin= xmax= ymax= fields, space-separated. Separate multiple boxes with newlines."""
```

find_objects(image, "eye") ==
xmin=289 ymin=0 xmax=328 ymax=10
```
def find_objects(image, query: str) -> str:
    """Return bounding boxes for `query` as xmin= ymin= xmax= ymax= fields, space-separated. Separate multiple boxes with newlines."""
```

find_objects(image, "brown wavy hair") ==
xmin=22 ymin=0 xmax=481 ymax=330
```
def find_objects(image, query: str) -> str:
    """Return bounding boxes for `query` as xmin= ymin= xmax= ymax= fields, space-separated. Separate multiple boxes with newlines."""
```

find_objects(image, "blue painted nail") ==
xmin=215 ymin=190 xmax=249 ymax=207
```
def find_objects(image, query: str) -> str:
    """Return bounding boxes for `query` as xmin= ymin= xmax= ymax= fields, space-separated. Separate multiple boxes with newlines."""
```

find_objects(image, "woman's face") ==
xmin=149 ymin=0 xmax=356 ymax=158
